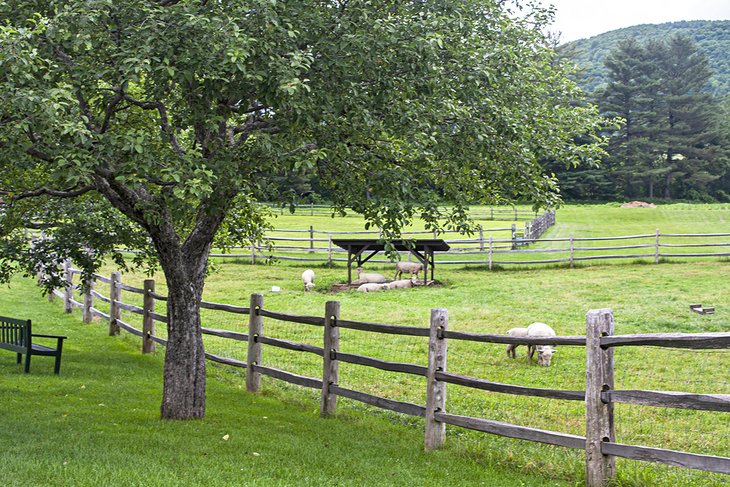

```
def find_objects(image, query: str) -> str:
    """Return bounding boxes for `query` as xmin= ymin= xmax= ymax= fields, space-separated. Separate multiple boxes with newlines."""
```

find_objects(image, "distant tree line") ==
xmin=550 ymin=34 xmax=730 ymax=202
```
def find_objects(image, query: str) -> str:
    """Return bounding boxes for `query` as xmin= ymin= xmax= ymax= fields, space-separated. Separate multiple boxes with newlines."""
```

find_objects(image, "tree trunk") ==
xmin=157 ymin=246 xmax=210 ymax=420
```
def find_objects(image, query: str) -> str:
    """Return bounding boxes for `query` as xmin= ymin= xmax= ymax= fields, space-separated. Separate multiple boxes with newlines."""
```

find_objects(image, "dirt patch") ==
xmin=620 ymin=201 xmax=657 ymax=208
xmin=328 ymin=280 xmax=441 ymax=293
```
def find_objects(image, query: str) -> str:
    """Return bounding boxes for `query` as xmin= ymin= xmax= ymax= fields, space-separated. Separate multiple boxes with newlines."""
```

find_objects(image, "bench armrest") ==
xmin=32 ymin=334 xmax=68 ymax=340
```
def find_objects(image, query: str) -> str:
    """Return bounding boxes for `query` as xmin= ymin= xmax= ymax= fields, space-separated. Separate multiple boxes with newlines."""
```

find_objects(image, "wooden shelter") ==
xmin=331 ymin=239 xmax=450 ymax=284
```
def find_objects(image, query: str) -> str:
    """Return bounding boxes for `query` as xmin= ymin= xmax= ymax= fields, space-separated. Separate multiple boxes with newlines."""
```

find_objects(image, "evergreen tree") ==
xmin=595 ymin=34 xmax=727 ymax=200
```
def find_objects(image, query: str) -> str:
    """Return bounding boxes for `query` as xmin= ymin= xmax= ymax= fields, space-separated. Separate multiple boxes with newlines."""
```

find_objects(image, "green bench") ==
xmin=0 ymin=316 xmax=67 ymax=374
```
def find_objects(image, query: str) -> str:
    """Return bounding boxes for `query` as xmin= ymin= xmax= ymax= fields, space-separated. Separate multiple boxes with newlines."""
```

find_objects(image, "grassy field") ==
xmin=3 ymin=203 xmax=730 ymax=486
xmin=218 ymin=203 xmax=730 ymax=266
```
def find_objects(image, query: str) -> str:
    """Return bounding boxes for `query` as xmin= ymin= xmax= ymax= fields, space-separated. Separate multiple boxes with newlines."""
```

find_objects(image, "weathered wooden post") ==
xmin=309 ymin=225 xmax=315 ymax=253
xmin=570 ymin=234 xmax=575 ymax=268
xmin=510 ymin=224 xmax=517 ymax=250
xmin=321 ymin=300 xmax=340 ymax=417
xmin=142 ymin=279 xmax=156 ymax=354
xmin=488 ymin=236 xmax=493 ymax=270
xmin=82 ymin=277 xmax=94 ymax=323
xmin=327 ymin=233 xmax=333 ymax=266
xmin=479 ymin=225 xmax=484 ymax=252
xmin=654 ymin=228 xmax=660 ymax=264
xmin=63 ymin=259 xmax=73 ymax=313
xmin=246 ymin=293 xmax=264 ymax=393
xmin=585 ymin=308 xmax=616 ymax=487
xmin=109 ymin=271 xmax=121 ymax=336
xmin=425 ymin=308 xmax=448 ymax=450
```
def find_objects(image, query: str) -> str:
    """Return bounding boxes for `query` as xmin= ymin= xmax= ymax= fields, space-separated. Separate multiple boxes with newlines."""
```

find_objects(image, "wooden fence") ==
xmin=216 ymin=226 xmax=730 ymax=270
xmin=51 ymin=262 xmax=730 ymax=486
xmin=266 ymin=203 xmax=541 ymax=222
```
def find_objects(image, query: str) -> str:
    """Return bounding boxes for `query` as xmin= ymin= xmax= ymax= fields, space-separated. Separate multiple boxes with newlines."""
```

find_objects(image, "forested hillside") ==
xmin=559 ymin=20 xmax=730 ymax=95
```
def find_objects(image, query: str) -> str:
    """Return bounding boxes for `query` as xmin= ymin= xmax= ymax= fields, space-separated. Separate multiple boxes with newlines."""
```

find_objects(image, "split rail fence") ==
xmin=266 ymin=203 xmax=540 ymax=222
xmin=213 ymin=211 xmax=556 ymax=265
xmin=208 ymin=223 xmax=730 ymax=271
xmin=51 ymin=262 xmax=729 ymax=486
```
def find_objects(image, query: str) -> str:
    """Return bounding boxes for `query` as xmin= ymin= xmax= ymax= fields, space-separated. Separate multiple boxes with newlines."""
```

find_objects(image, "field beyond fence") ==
xmin=51 ymin=262 xmax=730 ymax=487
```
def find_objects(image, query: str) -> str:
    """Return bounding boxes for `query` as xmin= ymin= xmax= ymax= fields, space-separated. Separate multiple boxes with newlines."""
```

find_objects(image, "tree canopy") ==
xmin=550 ymin=34 xmax=730 ymax=202
xmin=0 ymin=0 xmax=607 ymax=418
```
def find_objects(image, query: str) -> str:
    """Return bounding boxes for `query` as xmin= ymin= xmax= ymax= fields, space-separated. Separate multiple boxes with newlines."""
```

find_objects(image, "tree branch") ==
xmin=119 ymin=91 xmax=185 ymax=156
xmin=2 ymin=185 xmax=94 ymax=202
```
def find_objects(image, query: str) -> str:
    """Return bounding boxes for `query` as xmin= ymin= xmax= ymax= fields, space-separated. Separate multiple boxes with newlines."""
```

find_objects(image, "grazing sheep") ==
xmin=355 ymin=267 xmax=387 ymax=284
xmin=357 ymin=282 xmax=390 ymax=292
xmin=526 ymin=322 xmax=558 ymax=367
xmin=394 ymin=261 xmax=423 ymax=280
xmin=301 ymin=269 xmax=315 ymax=291
xmin=505 ymin=327 xmax=528 ymax=358
xmin=388 ymin=277 xmax=418 ymax=290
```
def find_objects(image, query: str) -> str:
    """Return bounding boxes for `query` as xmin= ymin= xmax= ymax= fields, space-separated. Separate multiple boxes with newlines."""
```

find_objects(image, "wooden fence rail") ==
xmin=51 ymin=264 xmax=730 ymax=485
xmin=201 ymin=225 xmax=730 ymax=270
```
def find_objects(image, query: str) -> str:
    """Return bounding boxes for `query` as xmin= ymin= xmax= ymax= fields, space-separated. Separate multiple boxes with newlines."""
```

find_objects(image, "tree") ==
xmin=0 ymin=0 xmax=607 ymax=419
xmin=595 ymin=34 xmax=726 ymax=200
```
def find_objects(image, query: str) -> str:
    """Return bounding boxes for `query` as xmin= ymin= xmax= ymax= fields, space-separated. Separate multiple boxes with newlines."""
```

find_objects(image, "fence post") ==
xmin=511 ymin=224 xmax=517 ymax=250
xmin=109 ymin=271 xmax=121 ymax=336
xmin=585 ymin=308 xmax=616 ymax=487
xmin=328 ymin=233 xmax=333 ymax=266
xmin=425 ymin=308 xmax=448 ymax=450
xmin=570 ymin=234 xmax=575 ymax=268
xmin=654 ymin=228 xmax=660 ymax=264
xmin=246 ymin=293 xmax=264 ymax=393
xmin=309 ymin=225 xmax=314 ymax=253
xmin=479 ymin=225 xmax=484 ymax=252
xmin=488 ymin=236 xmax=493 ymax=270
xmin=83 ymin=277 xmax=94 ymax=323
xmin=321 ymin=300 xmax=340 ymax=417
xmin=142 ymin=279 xmax=156 ymax=354
xmin=514 ymin=207 xmax=517 ymax=220
xmin=63 ymin=259 xmax=73 ymax=313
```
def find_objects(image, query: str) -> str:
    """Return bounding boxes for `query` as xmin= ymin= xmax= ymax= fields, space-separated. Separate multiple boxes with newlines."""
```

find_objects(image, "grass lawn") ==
xmin=1 ymin=277 xmax=571 ymax=487
xmin=3 ymin=203 xmax=729 ymax=486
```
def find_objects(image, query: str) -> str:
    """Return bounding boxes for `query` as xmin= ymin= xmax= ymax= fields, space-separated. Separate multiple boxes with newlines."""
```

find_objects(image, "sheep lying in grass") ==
xmin=388 ymin=277 xmax=417 ymax=289
xmin=357 ymin=282 xmax=390 ymax=292
xmin=301 ymin=269 xmax=315 ymax=291
xmin=355 ymin=267 xmax=387 ymax=284
xmin=394 ymin=261 xmax=423 ymax=280
xmin=505 ymin=327 xmax=528 ymax=358
xmin=526 ymin=322 xmax=558 ymax=367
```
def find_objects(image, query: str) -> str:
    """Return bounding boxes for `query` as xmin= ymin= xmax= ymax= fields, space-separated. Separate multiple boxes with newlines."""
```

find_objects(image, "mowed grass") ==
xmin=3 ymin=203 xmax=730 ymax=486
xmin=0 ymin=278 xmax=569 ymax=487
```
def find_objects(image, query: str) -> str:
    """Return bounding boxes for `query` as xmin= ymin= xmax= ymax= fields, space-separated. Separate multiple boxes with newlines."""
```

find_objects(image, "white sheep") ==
xmin=394 ymin=261 xmax=423 ymax=280
xmin=526 ymin=322 xmax=558 ymax=366
xmin=301 ymin=269 xmax=315 ymax=291
xmin=355 ymin=267 xmax=387 ymax=284
xmin=505 ymin=327 xmax=528 ymax=358
xmin=357 ymin=282 xmax=390 ymax=292
xmin=388 ymin=277 xmax=418 ymax=290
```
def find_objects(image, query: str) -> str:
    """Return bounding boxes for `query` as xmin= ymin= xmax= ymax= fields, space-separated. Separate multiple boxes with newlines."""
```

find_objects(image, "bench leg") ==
xmin=54 ymin=352 xmax=62 ymax=374
xmin=24 ymin=353 xmax=31 ymax=373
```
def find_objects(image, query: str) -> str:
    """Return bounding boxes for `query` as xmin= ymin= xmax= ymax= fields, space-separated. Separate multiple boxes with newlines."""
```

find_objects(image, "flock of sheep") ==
xmin=302 ymin=266 xmax=559 ymax=367
xmin=301 ymin=261 xmax=424 ymax=293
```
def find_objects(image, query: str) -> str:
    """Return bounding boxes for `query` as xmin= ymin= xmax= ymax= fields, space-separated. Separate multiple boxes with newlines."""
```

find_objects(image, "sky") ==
xmin=537 ymin=0 xmax=730 ymax=43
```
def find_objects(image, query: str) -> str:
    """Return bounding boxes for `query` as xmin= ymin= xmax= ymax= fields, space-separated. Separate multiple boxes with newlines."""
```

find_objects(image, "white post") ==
xmin=654 ymin=228 xmax=660 ymax=264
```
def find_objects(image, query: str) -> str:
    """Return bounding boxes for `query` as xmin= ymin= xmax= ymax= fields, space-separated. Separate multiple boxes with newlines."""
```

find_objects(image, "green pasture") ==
xmin=218 ymin=203 xmax=730 ymax=266
xmin=3 ymin=203 xmax=730 ymax=486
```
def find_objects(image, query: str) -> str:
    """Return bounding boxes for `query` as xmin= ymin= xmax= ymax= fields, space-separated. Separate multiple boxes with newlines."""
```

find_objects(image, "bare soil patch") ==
xmin=620 ymin=201 xmax=657 ymax=208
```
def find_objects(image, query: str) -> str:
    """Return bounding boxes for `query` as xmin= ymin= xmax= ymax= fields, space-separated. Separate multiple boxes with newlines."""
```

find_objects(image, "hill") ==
xmin=558 ymin=20 xmax=730 ymax=95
